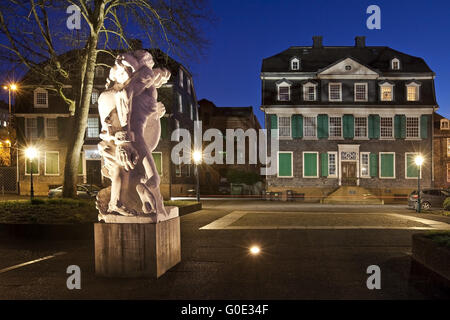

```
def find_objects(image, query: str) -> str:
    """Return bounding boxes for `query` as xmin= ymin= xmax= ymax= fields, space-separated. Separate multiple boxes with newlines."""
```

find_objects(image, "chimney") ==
xmin=355 ymin=36 xmax=366 ymax=48
xmin=312 ymin=36 xmax=323 ymax=48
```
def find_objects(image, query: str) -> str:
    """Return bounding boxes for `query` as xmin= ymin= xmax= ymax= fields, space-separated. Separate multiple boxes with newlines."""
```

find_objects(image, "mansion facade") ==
xmin=262 ymin=36 xmax=437 ymax=200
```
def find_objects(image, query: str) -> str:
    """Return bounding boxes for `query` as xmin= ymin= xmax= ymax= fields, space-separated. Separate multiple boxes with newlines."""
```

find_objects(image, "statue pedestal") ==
xmin=94 ymin=208 xmax=181 ymax=278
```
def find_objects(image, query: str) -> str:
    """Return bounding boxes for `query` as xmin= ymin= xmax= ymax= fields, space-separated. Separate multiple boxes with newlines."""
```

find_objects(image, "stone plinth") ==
xmin=94 ymin=211 xmax=181 ymax=278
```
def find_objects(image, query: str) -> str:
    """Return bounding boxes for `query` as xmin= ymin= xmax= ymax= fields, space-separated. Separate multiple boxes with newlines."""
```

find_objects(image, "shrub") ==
xmin=443 ymin=197 xmax=450 ymax=211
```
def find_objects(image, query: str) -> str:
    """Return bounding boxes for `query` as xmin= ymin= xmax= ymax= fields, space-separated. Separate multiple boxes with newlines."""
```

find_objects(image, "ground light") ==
xmin=249 ymin=245 xmax=261 ymax=255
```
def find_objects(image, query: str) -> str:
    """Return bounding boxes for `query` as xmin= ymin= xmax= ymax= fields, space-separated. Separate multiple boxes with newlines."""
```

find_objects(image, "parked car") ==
xmin=48 ymin=184 xmax=100 ymax=199
xmin=407 ymin=189 xmax=450 ymax=210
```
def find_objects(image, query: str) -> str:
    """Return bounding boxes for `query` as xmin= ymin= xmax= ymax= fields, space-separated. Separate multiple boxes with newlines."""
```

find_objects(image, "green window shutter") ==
xmin=26 ymin=159 xmax=39 ymax=174
xmin=37 ymin=117 xmax=44 ymax=138
xmin=400 ymin=115 xmax=406 ymax=138
xmin=303 ymin=152 xmax=318 ymax=177
xmin=292 ymin=115 xmax=303 ymax=138
xmin=380 ymin=153 xmax=394 ymax=178
xmin=368 ymin=115 xmax=374 ymax=139
xmin=320 ymin=153 xmax=328 ymax=177
xmin=16 ymin=117 xmax=26 ymax=144
xmin=270 ymin=114 xmax=278 ymax=137
xmin=57 ymin=117 xmax=67 ymax=140
xmin=370 ymin=153 xmax=378 ymax=177
xmin=420 ymin=115 xmax=429 ymax=139
xmin=394 ymin=115 xmax=406 ymax=139
xmin=278 ymin=152 xmax=292 ymax=177
xmin=317 ymin=115 xmax=328 ymax=139
xmin=45 ymin=152 xmax=59 ymax=175
xmin=369 ymin=115 xmax=380 ymax=139
xmin=160 ymin=117 xmax=168 ymax=139
xmin=406 ymin=154 xmax=419 ymax=178
xmin=78 ymin=153 xmax=83 ymax=174
xmin=152 ymin=152 xmax=163 ymax=176
xmin=343 ymin=115 xmax=354 ymax=139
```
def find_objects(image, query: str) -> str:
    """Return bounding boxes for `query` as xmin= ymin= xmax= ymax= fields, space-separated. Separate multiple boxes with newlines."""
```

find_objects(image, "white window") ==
xmin=360 ymin=152 xmax=370 ymax=177
xmin=354 ymin=117 xmax=367 ymax=138
xmin=278 ymin=116 xmax=291 ymax=138
xmin=329 ymin=117 xmax=342 ymax=138
xmin=25 ymin=154 xmax=39 ymax=175
xmin=303 ymin=116 xmax=316 ymax=138
xmin=328 ymin=83 xmax=342 ymax=101
xmin=187 ymin=78 xmax=191 ymax=95
xmin=303 ymin=84 xmax=316 ymax=101
xmin=91 ymin=90 xmax=99 ymax=104
xmin=380 ymin=84 xmax=393 ymax=101
xmin=95 ymin=67 xmax=104 ymax=77
xmin=440 ymin=119 xmax=450 ymax=130
xmin=354 ymin=83 xmax=368 ymax=101
xmin=328 ymin=152 xmax=337 ymax=178
xmin=190 ymin=103 xmax=193 ymax=120
xmin=380 ymin=117 xmax=393 ymax=139
xmin=291 ymin=58 xmax=300 ymax=70
xmin=179 ymin=68 xmax=184 ymax=88
xmin=86 ymin=117 xmax=99 ymax=138
xmin=44 ymin=151 xmax=59 ymax=176
xmin=278 ymin=86 xmax=290 ymax=101
xmin=407 ymin=83 xmax=420 ymax=101
xmin=406 ymin=117 xmax=419 ymax=138
xmin=178 ymin=93 xmax=183 ymax=112
xmin=25 ymin=118 xmax=38 ymax=139
xmin=391 ymin=58 xmax=400 ymax=70
xmin=34 ymin=88 xmax=48 ymax=108
xmin=46 ymin=118 xmax=58 ymax=139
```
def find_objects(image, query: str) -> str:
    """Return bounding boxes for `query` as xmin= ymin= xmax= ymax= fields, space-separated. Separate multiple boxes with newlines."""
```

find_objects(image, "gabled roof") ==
xmin=261 ymin=46 xmax=434 ymax=74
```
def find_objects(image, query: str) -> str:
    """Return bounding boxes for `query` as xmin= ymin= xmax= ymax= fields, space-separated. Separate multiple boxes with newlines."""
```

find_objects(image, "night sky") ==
xmin=2 ymin=0 xmax=450 ymax=129
xmin=189 ymin=0 xmax=450 ymax=127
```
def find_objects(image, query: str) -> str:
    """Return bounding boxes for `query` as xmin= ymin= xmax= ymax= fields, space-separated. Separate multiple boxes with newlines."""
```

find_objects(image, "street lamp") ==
xmin=3 ymin=83 xmax=18 ymax=129
xmin=192 ymin=150 xmax=202 ymax=202
xmin=415 ymin=155 xmax=424 ymax=213
xmin=25 ymin=147 xmax=38 ymax=200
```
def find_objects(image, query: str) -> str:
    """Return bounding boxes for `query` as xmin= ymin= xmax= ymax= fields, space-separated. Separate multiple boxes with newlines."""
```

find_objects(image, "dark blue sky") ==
xmin=190 ymin=0 xmax=450 ymax=127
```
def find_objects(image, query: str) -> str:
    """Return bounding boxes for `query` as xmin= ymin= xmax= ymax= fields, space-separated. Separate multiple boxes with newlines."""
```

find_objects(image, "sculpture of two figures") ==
xmin=96 ymin=50 xmax=176 ymax=223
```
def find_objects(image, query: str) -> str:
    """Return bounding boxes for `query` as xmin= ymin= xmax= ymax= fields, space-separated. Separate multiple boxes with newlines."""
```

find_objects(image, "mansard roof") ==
xmin=261 ymin=46 xmax=434 ymax=75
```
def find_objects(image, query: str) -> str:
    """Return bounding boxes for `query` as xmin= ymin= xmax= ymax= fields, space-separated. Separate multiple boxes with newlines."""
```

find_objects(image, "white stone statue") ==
xmin=96 ymin=50 xmax=177 ymax=223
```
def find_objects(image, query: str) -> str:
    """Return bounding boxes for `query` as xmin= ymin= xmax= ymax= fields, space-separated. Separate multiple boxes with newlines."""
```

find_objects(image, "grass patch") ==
xmin=423 ymin=231 xmax=450 ymax=249
xmin=0 ymin=199 xmax=199 ymax=224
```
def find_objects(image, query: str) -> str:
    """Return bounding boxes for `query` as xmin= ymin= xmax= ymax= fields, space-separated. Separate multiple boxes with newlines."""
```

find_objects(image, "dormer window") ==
xmin=441 ymin=119 xmax=450 ymax=130
xmin=391 ymin=58 xmax=400 ymax=70
xmin=276 ymin=79 xmax=292 ymax=101
xmin=95 ymin=66 xmax=104 ymax=77
xmin=34 ymin=88 xmax=48 ymax=108
xmin=379 ymin=82 xmax=394 ymax=101
xmin=290 ymin=57 xmax=300 ymax=71
xmin=303 ymin=82 xmax=317 ymax=101
xmin=406 ymin=81 xmax=421 ymax=101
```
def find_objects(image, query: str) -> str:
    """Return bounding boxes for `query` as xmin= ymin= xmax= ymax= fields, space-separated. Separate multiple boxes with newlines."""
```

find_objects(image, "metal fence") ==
xmin=0 ymin=167 xmax=17 ymax=193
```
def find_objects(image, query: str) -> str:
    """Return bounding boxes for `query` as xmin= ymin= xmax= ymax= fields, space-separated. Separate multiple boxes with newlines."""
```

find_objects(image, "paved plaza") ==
xmin=0 ymin=201 xmax=449 ymax=299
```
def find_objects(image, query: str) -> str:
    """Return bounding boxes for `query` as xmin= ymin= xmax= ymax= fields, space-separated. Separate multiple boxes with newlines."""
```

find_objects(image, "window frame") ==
xmin=45 ymin=117 xmax=58 ymax=140
xmin=44 ymin=151 xmax=60 ymax=176
xmin=303 ymin=115 xmax=317 ymax=139
xmin=277 ymin=85 xmax=291 ymax=101
xmin=277 ymin=151 xmax=293 ymax=178
xmin=440 ymin=119 xmax=450 ymax=130
xmin=379 ymin=83 xmax=394 ymax=102
xmin=380 ymin=116 xmax=394 ymax=140
xmin=34 ymin=88 xmax=48 ymax=108
xmin=328 ymin=151 xmax=338 ymax=178
xmin=354 ymin=116 xmax=368 ymax=139
xmin=278 ymin=115 xmax=292 ymax=139
xmin=25 ymin=117 xmax=38 ymax=140
xmin=302 ymin=151 xmax=319 ymax=178
xmin=303 ymin=83 xmax=317 ymax=101
xmin=405 ymin=152 xmax=421 ymax=179
xmin=354 ymin=83 xmax=368 ymax=102
xmin=391 ymin=58 xmax=401 ymax=70
xmin=328 ymin=116 xmax=342 ymax=139
xmin=328 ymin=83 xmax=342 ymax=102
xmin=290 ymin=57 xmax=300 ymax=71
xmin=406 ymin=83 xmax=421 ymax=102
xmin=86 ymin=116 xmax=100 ymax=139
xmin=405 ymin=116 xmax=420 ymax=139
xmin=91 ymin=89 xmax=99 ymax=105
xmin=379 ymin=152 xmax=396 ymax=179
xmin=25 ymin=153 xmax=40 ymax=176
xmin=360 ymin=152 xmax=370 ymax=178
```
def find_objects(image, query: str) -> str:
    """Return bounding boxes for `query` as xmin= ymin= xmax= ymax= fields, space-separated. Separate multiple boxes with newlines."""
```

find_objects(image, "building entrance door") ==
xmin=341 ymin=162 xmax=357 ymax=186
xmin=86 ymin=160 xmax=102 ymax=186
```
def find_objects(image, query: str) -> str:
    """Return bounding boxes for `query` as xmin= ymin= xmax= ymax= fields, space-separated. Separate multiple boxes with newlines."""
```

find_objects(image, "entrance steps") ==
xmin=322 ymin=186 xmax=383 ymax=204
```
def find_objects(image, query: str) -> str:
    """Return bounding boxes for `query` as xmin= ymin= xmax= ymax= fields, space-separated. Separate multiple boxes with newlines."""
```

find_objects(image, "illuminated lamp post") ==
xmin=25 ymin=147 xmax=38 ymax=200
xmin=415 ymin=155 xmax=424 ymax=213
xmin=192 ymin=150 xmax=202 ymax=202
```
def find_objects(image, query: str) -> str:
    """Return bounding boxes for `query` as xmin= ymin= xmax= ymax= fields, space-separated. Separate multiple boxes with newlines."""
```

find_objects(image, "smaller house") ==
xmin=433 ymin=113 xmax=450 ymax=188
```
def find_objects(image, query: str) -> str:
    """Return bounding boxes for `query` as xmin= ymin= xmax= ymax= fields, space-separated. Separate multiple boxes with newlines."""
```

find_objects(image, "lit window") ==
xmin=328 ymin=83 xmax=341 ymax=101
xmin=440 ymin=119 xmax=449 ymax=130
xmin=87 ymin=117 xmax=99 ymax=138
xmin=354 ymin=83 xmax=367 ymax=101
xmin=278 ymin=86 xmax=290 ymax=101
xmin=380 ymin=117 xmax=393 ymax=138
xmin=304 ymin=116 xmax=316 ymax=137
xmin=380 ymin=84 xmax=393 ymax=101
xmin=278 ymin=116 xmax=291 ymax=137
xmin=360 ymin=153 xmax=370 ymax=177
xmin=45 ymin=152 xmax=59 ymax=175
xmin=355 ymin=117 xmax=367 ymax=138
xmin=25 ymin=118 xmax=38 ymax=139
xmin=407 ymin=85 xmax=419 ymax=101
xmin=91 ymin=90 xmax=99 ymax=104
xmin=46 ymin=118 xmax=58 ymax=139
xmin=447 ymin=138 xmax=450 ymax=157
xmin=329 ymin=117 xmax=342 ymax=138
xmin=303 ymin=84 xmax=316 ymax=101
xmin=406 ymin=117 xmax=419 ymax=138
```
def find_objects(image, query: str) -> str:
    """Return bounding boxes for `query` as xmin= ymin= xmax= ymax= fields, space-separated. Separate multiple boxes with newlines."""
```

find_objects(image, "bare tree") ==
xmin=0 ymin=0 xmax=211 ymax=197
